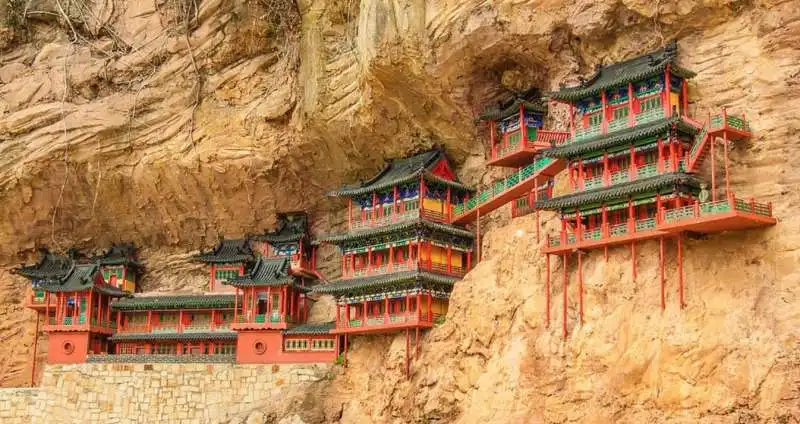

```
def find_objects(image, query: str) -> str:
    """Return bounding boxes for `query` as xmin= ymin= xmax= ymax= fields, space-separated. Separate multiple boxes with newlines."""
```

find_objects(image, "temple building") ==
xmin=193 ymin=238 xmax=253 ymax=292
xmin=536 ymin=41 xmax=776 ymax=336
xmin=109 ymin=294 xmax=238 ymax=359
xmin=469 ymin=90 xmax=569 ymax=239
xmin=33 ymin=263 xmax=126 ymax=363
xmin=89 ymin=243 xmax=144 ymax=293
xmin=314 ymin=148 xmax=474 ymax=375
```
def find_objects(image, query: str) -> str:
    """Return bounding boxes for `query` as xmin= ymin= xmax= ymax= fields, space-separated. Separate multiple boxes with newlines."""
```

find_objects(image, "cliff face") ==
xmin=1 ymin=0 xmax=798 ymax=422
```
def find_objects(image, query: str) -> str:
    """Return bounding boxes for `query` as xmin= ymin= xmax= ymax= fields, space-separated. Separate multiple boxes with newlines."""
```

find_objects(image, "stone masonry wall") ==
xmin=0 ymin=363 xmax=333 ymax=424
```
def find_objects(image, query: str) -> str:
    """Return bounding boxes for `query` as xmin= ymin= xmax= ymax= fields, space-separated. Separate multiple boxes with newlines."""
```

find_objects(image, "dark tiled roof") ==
xmin=109 ymin=332 xmax=238 ymax=342
xmin=549 ymin=41 xmax=696 ymax=101
xmin=284 ymin=322 xmax=335 ymax=335
xmin=87 ymin=354 xmax=236 ymax=364
xmin=331 ymin=149 xmax=472 ymax=196
xmin=193 ymin=239 xmax=254 ymax=264
xmin=253 ymin=212 xmax=308 ymax=243
xmin=478 ymin=89 xmax=547 ymax=121
xmin=37 ymin=263 xmax=126 ymax=296
xmin=312 ymin=271 xmax=458 ymax=296
xmin=90 ymin=243 xmax=143 ymax=269
xmin=14 ymin=251 xmax=73 ymax=280
xmin=542 ymin=116 xmax=698 ymax=159
xmin=315 ymin=219 xmax=474 ymax=245
xmin=112 ymin=294 xmax=237 ymax=311
xmin=534 ymin=172 xmax=702 ymax=210
xmin=225 ymin=257 xmax=296 ymax=288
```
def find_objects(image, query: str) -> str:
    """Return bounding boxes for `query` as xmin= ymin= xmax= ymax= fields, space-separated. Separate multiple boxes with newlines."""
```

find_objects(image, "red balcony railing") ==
xmin=491 ymin=128 xmax=569 ymax=161
xmin=341 ymin=259 xmax=466 ymax=280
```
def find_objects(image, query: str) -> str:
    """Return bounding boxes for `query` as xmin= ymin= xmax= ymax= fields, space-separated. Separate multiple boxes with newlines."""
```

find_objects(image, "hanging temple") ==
xmin=16 ymin=41 xmax=775 ymax=380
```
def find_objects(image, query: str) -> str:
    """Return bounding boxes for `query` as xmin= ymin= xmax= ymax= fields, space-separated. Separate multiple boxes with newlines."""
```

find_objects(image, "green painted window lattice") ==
xmin=588 ymin=113 xmax=602 ymax=127
xmin=312 ymin=339 xmax=335 ymax=351
xmin=640 ymin=96 xmax=662 ymax=113
xmin=103 ymin=268 xmax=124 ymax=281
xmin=610 ymin=224 xmax=628 ymax=237
xmin=635 ymin=218 xmax=656 ymax=231
xmin=583 ymin=229 xmax=601 ymax=240
xmin=285 ymin=339 xmax=309 ymax=351
xmin=215 ymin=269 xmax=239 ymax=281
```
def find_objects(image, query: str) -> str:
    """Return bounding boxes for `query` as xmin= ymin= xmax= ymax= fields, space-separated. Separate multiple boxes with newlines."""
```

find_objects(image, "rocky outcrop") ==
xmin=1 ymin=0 xmax=798 ymax=422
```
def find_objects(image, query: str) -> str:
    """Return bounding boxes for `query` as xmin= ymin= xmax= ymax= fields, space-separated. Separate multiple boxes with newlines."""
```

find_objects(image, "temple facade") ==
xmin=536 ymin=41 xmax=776 ymax=336
xmin=313 ymin=149 xmax=474 ymax=375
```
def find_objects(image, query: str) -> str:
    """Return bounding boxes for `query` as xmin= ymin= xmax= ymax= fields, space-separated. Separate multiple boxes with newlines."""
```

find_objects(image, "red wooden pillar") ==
xmin=629 ymin=144 xmax=637 ymax=180
xmin=427 ymin=293 xmax=432 ymax=321
xmin=631 ymin=242 xmax=637 ymax=282
xmin=659 ymin=237 xmax=665 ymax=311
xmin=711 ymin=121 xmax=717 ymax=201
xmin=146 ymin=310 xmax=152 ymax=332
xmin=345 ymin=304 xmax=350 ymax=328
xmin=545 ymin=254 xmax=550 ymax=327
xmin=476 ymin=208 xmax=482 ymax=262
xmin=603 ymin=152 xmax=610 ymax=186
xmin=372 ymin=192 xmax=377 ymax=223
xmin=724 ymin=130 xmax=730 ymax=197
xmin=416 ymin=292 xmax=422 ymax=321
xmin=562 ymin=253 xmax=568 ymax=338
xmin=419 ymin=175 xmax=426 ymax=216
xmin=178 ymin=310 xmax=184 ymax=333
xmin=446 ymin=246 xmax=452 ymax=273
xmin=601 ymin=89 xmax=608 ymax=134
xmin=361 ymin=300 xmax=368 ymax=326
xmin=519 ymin=103 xmax=527 ymax=147
xmin=348 ymin=198 xmax=353 ymax=230
xmin=266 ymin=286 xmax=272 ymax=318
xmin=657 ymin=137 xmax=664 ymax=173
xmin=669 ymin=137 xmax=677 ymax=171
xmin=569 ymin=104 xmax=575 ymax=137
xmin=426 ymin=241 xmax=432 ymax=269
xmin=577 ymin=252 xmax=583 ymax=326
xmin=116 ymin=311 xmax=121 ymax=332
xmin=367 ymin=247 xmax=373 ymax=275
xmin=384 ymin=297 xmax=389 ymax=323
xmin=577 ymin=159 xmax=584 ymax=190
xmin=664 ymin=66 xmax=672 ymax=116
xmin=466 ymin=251 xmax=472 ymax=271
xmin=44 ymin=292 xmax=50 ymax=325
xmin=210 ymin=265 xmax=216 ymax=292
xmin=678 ymin=234 xmax=685 ymax=309
xmin=393 ymin=185 xmax=399 ymax=219
xmin=335 ymin=303 xmax=340 ymax=327
xmin=446 ymin=187 xmax=452 ymax=222
xmin=417 ymin=242 xmax=422 ymax=269
xmin=627 ymin=82 xmax=635 ymax=126
xmin=405 ymin=295 xmax=411 ymax=319
xmin=86 ymin=290 xmax=93 ymax=327
xmin=681 ymin=79 xmax=688 ymax=116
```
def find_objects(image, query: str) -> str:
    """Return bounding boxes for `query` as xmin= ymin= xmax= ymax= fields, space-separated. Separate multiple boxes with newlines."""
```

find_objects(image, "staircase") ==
xmin=685 ymin=125 xmax=710 ymax=173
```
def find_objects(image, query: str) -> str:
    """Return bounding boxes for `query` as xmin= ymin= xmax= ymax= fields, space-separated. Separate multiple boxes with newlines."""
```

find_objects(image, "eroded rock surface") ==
xmin=1 ymin=0 xmax=798 ymax=422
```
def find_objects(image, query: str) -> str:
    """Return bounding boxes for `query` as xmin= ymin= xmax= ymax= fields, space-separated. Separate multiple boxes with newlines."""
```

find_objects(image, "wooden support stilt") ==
xmin=577 ymin=252 xmax=584 ymax=326
xmin=724 ymin=131 xmax=730 ymax=197
xmin=343 ymin=334 xmax=348 ymax=367
xmin=562 ymin=253 xmax=568 ymax=338
xmin=30 ymin=313 xmax=39 ymax=387
xmin=545 ymin=254 xmax=550 ymax=328
xmin=405 ymin=328 xmax=410 ymax=378
xmin=415 ymin=327 xmax=420 ymax=359
xmin=604 ymin=246 xmax=608 ymax=263
xmin=711 ymin=130 xmax=717 ymax=202
xmin=631 ymin=242 xmax=637 ymax=282
xmin=678 ymin=234 xmax=685 ymax=309
xmin=476 ymin=209 xmax=482 ymax=262
xmin=659 ymin=237 xmax=665 ymax=311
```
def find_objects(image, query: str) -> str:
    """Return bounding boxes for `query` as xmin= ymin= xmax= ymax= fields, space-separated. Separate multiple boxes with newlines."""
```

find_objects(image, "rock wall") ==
xmin=0 ymin=363 xmax=334 ymax=424
xmin=1 ymin=0 xmax=799 ymax=422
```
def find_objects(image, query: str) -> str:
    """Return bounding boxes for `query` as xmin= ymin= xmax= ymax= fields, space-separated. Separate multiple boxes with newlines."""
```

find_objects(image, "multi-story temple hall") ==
xmin=314 ymin=148 xmax=475 ymax=376
xmin=535 ymin=41 xmax=776 ymax=337
xmin=15 ymin=214 xmax=339 ymax=373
